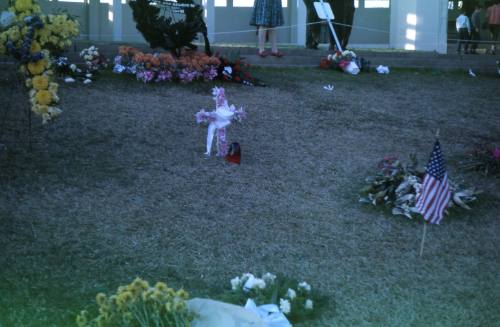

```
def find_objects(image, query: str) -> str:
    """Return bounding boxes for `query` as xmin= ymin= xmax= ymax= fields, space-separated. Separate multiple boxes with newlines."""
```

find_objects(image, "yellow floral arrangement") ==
xmin=0 ymin=0 xmax=79 ymax=123
xmin=76 ymin=278 xmax=194 ymax=327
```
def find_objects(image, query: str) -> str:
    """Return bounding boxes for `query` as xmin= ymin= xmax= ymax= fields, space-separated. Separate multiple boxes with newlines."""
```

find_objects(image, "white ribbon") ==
xmin=376 ymin=65 xmax=390 ymax=74
xmin=343 ymin=61 xmax=360 ymax=75
xmin=187 ymin=298 xmax=292 ymax=327
xmin=244 ymin=299 xmax=292 ymax=327
xmin=205 ymin=106 xmax=234 ymax=156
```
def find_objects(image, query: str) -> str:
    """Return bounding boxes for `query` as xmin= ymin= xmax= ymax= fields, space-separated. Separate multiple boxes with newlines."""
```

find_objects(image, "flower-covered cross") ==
xmin=196 ymin=87 xmax=246 ymax=156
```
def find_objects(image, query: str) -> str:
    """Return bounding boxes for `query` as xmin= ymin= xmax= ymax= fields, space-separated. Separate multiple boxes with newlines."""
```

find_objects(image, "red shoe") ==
xmin=258 ymin=50 xmax=269 ymax=58
xmin=270 ymin=51 xmax=283 ymax=57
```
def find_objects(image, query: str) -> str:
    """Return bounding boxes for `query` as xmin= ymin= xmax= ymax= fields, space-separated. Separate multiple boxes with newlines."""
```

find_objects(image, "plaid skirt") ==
xmin=250 ymin=0 xmax=284 ymax=27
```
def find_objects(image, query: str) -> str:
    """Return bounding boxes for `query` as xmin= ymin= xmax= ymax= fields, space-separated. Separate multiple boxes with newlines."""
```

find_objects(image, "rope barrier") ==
xmin=77 ymin=19 xmax=500 ymax=45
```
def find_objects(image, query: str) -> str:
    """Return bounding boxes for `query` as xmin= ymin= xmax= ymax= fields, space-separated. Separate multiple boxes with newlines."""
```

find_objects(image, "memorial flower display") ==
xmin=359 ymin=155 xmax=481 ymax=219
xmin=76 ymin=278 xmax=193 ymax=327
xmin=0 ymin=0 xmax=79 ymax=123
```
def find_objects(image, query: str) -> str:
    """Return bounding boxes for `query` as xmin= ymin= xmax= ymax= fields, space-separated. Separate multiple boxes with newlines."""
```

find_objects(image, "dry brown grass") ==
xmin=0 ymin=65 xmax=499 ymax=326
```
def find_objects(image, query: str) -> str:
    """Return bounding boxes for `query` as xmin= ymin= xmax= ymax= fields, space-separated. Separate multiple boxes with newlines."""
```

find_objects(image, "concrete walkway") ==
xmin=86 ymin=41 xmax=500 ymax=74
xmin=210 ymin=45 xmax=499 ymax=73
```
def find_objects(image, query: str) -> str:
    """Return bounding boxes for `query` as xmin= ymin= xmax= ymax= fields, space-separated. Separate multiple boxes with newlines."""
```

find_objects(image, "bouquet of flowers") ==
xmin=114 ymin=46 xmax=221 ymax=84
xmin=80 ymin=45 xmax=107 ymax=72
xmin=320 ymin=50 xmax=361 ymax=75
xmin=223 ymin=272 xmax=317 ymax=323
xmin=216 ymin=54 xmax=265 ymax=86
xmin=461 ymin=144 xmax=500 ymax=176
xmin=359 ymin=155 xmax=481 ymax=218
xmin=53 ymin=56 xmax=95 ymax=84
xmin=76 ymin=278 xmax=193 ymax=327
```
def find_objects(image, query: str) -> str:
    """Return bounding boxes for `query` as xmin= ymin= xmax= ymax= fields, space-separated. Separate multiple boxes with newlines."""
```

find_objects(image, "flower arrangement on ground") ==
xmin=113 ymin=46 xmax=220 ymax=83
xmin=0 ymin=0 xmax=79 ymax=123
xmin=76 ymin=278 xmax=193 ymax=327
xmin=359 ymin=155 xmax=481 ymax=218
xmin=223 ymin=272 xmax=318 ymax=324
xmin=320 ymin=50 xmax=363 ymax=75
xmin=461 ymin=144 xmax=500 ymax=176
xmin=80 ymin=45 xmax=108 ymax=72
xmin=216 ymin=54 xmax=265 ymax=86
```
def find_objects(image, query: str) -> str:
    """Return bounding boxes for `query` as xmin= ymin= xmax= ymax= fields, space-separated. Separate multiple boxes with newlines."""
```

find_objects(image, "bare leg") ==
xmin=269 ymin=28 xmax=278 ymax=53
xmin=258 ymin=26 xmax=266 ymax=53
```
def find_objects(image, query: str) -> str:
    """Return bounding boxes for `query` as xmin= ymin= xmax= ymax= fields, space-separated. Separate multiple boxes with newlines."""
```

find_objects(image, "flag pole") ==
xmin=419 ymin=129 xmax=440 ymax=257
xmin=419 ymin=222 xmax=427 ymax=257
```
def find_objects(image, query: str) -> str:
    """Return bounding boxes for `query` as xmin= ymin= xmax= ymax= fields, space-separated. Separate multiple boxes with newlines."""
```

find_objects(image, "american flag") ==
xmin=416 ymin=140 xmax=451 ymax=225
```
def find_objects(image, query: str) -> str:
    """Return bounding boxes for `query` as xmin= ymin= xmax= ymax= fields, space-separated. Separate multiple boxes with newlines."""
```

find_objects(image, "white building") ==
xmin=30 ymin=0 xmax=450 ymax=53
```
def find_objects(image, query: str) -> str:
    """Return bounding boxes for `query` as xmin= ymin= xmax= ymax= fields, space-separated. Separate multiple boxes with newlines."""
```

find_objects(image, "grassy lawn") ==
xmin=0 ymin=66 xmax=499 ymax=326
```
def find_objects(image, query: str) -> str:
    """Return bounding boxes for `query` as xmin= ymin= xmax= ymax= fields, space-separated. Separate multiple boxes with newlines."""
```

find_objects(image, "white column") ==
xmin=296 ymin=0 xmax=306 ymax=46
xmin=113 ymin=0 xmax=123 ymax=42
xmin=203 ymin=0 xmax=215 ymax=43
xmin=389 ymin=0 xmax=447 ymax=53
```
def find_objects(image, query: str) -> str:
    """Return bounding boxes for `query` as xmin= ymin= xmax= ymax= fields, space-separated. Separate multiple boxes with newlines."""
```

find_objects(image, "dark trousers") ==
xmin=457 ymin=28 xmax=469 ymax=53
xmin=470 ymin=28 xmax=480 ymax=52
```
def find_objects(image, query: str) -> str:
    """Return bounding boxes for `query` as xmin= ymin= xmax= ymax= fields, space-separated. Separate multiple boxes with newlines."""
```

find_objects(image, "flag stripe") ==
xmin=417 ymin=141 xmax=451 ymax=225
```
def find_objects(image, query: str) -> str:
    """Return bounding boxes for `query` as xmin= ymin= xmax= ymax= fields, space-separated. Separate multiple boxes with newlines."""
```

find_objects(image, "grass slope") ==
xmin=0 ymin=66 xmax=499 ymax=326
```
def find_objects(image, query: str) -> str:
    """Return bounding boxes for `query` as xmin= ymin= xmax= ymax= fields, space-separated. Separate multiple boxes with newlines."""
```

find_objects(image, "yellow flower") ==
xmin=176 ymin=289 xmax=189 ymax=300
xmin=7 ymin=27 xmax=21 ymax=42
xmin=155 ymin=282 xmax=168 ymax=292
xmin=96 ymin=293 xmax=107 ymax=307
xmin=76 ymin=311 xmax=88 ymax=327
xmin=174 ymin=300 xmax=186 ymax=311
xmin=27 ymin=59 xmax=48 ymax=75
xmin=35 ymin=90 xmax=52 ymax=105
xmin=15 ymin=0 xmax=33 ymax=12
xmin=130 ymin=278 xmax=149 ymax=294
xmin=117 ymin=291 xmax=134 ymax=308
xmin=32 ymin=75 xmax=49 ymax=90
xmin=30 ymin=41 xmax=41 ymax=54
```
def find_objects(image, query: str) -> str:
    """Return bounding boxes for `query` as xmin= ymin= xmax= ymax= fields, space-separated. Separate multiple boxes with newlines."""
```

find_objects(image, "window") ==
xmin=364 ymin=0 xmax=389 ymax=8
xmin=215 ymin=0 xmax=226 ymax=6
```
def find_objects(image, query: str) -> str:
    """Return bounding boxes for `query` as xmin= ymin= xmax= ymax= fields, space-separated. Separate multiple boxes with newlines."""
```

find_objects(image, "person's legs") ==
xmin=258 ymin=26 xmax=266 ymax=54
xmin=305 ymin=0 xmax=320 ymax=49
xmin=269 ymin=28 xmax=280 ymax=54
xmin=491 ymin=25 xmax=500 ymax=54
xmin=457 ymin=28 xmax=468 ymax=53
xmin=470 ymin=29 xmax=479 ymax=53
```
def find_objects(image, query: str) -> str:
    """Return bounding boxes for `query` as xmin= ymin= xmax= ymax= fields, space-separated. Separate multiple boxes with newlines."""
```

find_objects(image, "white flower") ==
xmin=298 ymin=281 xmax=311 ymax=292
xmin=85 ymin=73 xmax=93 ymax=78
xmin=304 ymin=299 xmax=313 ymax=310
xmin=69 ymin=64 xmax=77 ymax=72
xmin=230 ymin=277 xmax=241 ymax=290
xmin=279 ymin=298 xmax=291 ymax=314
xmin=241 ymin=273 xmax=254 ymax=282
xmin=286 ymin=288 xmax=296 ymax=300
xmin=64 ymin=77 xmax=75 ymax=83
xmin=83 ymin=79 xmax=92 ymax=84
xmin=262 ymin=272 xmax=276 ymax=283
xmin=253 ymin=278 xmax=266 ymax=289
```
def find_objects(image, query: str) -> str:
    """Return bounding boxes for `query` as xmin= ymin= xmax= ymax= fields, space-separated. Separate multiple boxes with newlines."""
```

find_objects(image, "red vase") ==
xmin=226 ymin=142 xmax=241 ymax=164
